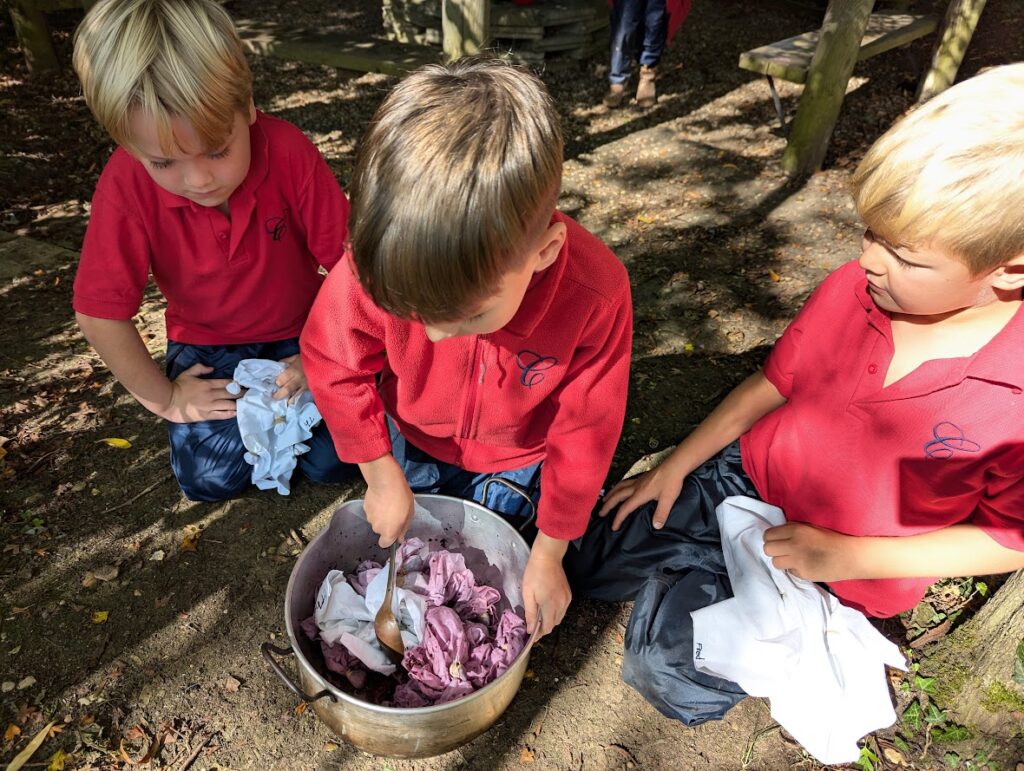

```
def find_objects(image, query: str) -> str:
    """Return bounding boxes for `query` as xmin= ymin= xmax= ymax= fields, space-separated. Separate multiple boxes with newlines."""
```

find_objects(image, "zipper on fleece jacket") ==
xmin=457 ymin=336 xmax=487 ymax=449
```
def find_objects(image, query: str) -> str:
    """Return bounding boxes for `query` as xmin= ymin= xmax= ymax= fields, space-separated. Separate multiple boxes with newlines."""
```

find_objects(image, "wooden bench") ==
xmin=739 ymin=12 xmax=937 ymax=130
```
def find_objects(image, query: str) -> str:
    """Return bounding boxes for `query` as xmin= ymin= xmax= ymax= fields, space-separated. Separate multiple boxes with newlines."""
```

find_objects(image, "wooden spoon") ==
xmin=373 ymin=542 xmax=405 ymax=665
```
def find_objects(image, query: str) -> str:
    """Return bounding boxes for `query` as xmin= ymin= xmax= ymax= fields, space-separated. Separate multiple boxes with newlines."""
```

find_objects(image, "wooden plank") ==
xmin=235 ymin=19 xmax=439 ymax=76
xmin=782 ymin=0 xmax=874 ymax=177
xmin=917 ymin=0 xmax=987 ymax=102
xmin=740 ymin=13 xmax=936 ymax=85
xmin=442 ymin=0 xmax=490 ymax=59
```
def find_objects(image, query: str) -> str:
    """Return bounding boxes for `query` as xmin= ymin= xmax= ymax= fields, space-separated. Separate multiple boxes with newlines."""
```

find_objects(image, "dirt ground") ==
xmin=2 ymin=0 xmax=1024 ymax=769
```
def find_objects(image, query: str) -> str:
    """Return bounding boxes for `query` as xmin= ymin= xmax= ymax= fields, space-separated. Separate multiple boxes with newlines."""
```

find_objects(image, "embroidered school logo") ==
xmin=515 ymin=350 xmax=558 ymax=387
xmin=924 ymin=422 xmax=981 ymax=459
xmin=265 ymin=209 xmax=288 ymax=241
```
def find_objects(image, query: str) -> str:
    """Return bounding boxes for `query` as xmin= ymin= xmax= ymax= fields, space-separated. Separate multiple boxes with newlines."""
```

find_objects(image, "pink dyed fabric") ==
xmin=302 ymin=546 xmax=528 ymax=708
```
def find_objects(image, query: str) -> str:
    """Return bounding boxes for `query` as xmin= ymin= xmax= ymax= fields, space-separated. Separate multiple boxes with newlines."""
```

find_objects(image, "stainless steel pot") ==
xmin=263 ymin=494 xmax=536 ymax=759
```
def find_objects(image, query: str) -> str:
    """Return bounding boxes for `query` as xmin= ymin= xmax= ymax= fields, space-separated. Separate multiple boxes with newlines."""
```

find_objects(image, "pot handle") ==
xmin=261 ymin=642 xmax=336 ymax=703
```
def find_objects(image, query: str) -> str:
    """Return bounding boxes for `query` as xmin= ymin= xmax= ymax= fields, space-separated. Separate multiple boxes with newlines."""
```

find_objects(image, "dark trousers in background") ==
xmin=609 ymin=0 xmax=669 ymax=84
xmin=388 ymin=418 xmax=542 ymax=541
xmin=565 ymin=442 xmax=755 ymax=725
xmin=165 ymin=338 xmax=357 ymax=502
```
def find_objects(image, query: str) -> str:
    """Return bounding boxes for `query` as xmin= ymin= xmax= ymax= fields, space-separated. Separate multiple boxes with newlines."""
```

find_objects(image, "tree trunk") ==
xmin=781 ymin=0 xmax=873 ymax=178
xmin=916 ymin=0 xmax=987 ymax=103
xmin=922 ymin=570 xmax=1024 ymax=736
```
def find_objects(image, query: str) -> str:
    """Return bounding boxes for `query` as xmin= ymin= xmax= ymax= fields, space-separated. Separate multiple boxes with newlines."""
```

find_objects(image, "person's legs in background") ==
xmin=605 ymin=0 xmax=643 ymax=108
xmin=636 ymin=0 xmax=668 ymax=107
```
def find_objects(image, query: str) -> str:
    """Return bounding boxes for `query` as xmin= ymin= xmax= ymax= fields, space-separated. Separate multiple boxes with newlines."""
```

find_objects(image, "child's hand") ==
xmin=598 ymin=462 xmax=686 ymax=531
xmin=762 ymin=522 xmax=861 ymax=582
xmin=522 ymin=533 xmax=571 ymax=638
xmin=163 ymin=363 xmax=241 ymax=423
xmin=360 ymin=454 xmax=414 ymax=547
xmin=274 ymin=354 xmax=308 ymax=402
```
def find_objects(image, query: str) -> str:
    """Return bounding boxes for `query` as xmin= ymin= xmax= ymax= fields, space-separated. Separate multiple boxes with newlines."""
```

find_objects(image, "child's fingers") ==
xmin=179 ymin=363 xmax=214 ymax=378
xmin=524 ymin=597 xmax=539 ymax=636
xmin=611 ymin=494 xmax=646 ymax=531
xmin=598 ymin=483 xmax=634 ymax=516
xmin=651 ymin=497 xmax=674 ymax=530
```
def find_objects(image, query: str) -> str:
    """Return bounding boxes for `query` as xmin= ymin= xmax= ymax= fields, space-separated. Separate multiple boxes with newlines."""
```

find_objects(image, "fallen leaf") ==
xmin=294 ymin=702 xmax=307 ymax=716
xmin=223 ymin=676 xmax=241 ymax=693
xmin=768 ymin=269 xmax=782 ymax=283
xmin=16 ymin=704 xmax=39 ymax=724
xmin=181 ymin=525 xmax=201 ymax=552
xmin=519 ymin=747 xmax=535 ymax=764
xmin=123 ymin=726 xmax=146 ymax=742
xmin=97 ymin=438 xmax=132 ymax=449
xmin=91 ymin=611 xmax=109 ymax=625
xmin=882 ymin=746 xmax=907 ymax=766
xmin=47 ymin=748 xmax=69 ymax=771
xmin=323 ymin=741 xmax=338 ymax=751
xmin=5 ymin=723 xmax=21 ymax=742
xmin=81 ymin=572 xmax=98 ymax=589
xmin=11 ymin=606 xmax=30 ymax=615
xmin=79 ymin=715 xmax=95 ymax=727
xmin=2 ymin=681 xmax=14 ymax=693
xmin=93 ymin=564 xmax=119 ymax=582
xmin=636 ymin=214 xmax=655 ymax=224
xmin=149 ymin=550 xmax=165 ymax=562
xmin=16 ymin=676 xmax=36 ymax=690
xmin=524 ymin=670 xmax=535 ymax=680
xmin=6 ymin=721 xmax=55 ymax=771
xmin=154 ymin=596 xmax=170 ymax=609
xmin=45 ymin=723 xmax=64 ymax=739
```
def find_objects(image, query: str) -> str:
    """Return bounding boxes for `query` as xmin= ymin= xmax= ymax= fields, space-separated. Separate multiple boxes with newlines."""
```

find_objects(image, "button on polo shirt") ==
xmin=74 ymin=112 xmax=349 ymax=345
xmin=741 ymin=261 xmax=1024 ymax=617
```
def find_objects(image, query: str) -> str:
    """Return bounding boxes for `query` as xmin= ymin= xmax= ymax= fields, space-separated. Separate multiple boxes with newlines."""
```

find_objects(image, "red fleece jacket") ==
xmin=301 ymin=211 xmax=633 ymax=540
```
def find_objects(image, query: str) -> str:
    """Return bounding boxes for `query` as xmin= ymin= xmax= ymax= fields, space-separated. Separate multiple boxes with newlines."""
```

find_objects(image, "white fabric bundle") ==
xmin=691 ymin=496 xmax=907 ymax=765
xmin=228 ymin=359 xmax=321 ymax=495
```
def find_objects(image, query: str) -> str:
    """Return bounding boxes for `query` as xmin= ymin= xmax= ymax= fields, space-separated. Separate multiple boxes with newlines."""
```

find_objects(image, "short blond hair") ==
xmin=73 ymin=0 xmax=252 ymax=154
xmin=853 ymin=64 xmax=1024 ymax=274
xmin=350 ymin=57 xmax=563 ymax=322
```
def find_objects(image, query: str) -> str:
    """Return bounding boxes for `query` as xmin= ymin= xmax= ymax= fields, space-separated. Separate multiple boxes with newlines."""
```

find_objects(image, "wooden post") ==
xmin=442 ymin=0 xmax=490 ymax=61
xmin=8 ymin=0 xmax=60 ymax=73
xmin=781 ymin=0 xmax=873 ymax=178
xmin=916 ymin=0 xmax=987 ymax=102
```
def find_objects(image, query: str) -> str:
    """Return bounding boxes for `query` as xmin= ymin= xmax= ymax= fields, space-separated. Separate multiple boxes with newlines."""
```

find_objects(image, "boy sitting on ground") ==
xmin=301 ymin=58 xmax=633 ymax=638
xmin=568 ymin=63 xmax=1024 ymax=722
xmin=72 ymin=0 xmax=354 ymax=501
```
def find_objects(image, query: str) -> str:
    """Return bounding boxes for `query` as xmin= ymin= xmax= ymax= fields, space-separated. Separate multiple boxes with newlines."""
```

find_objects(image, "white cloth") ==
xmin=229 ymin=359 xmax=321 ymax=495
xmin=313 ymin=536 xmax=430 ymax=676
xmin=690 ymin=496 xmax=907 ymax=765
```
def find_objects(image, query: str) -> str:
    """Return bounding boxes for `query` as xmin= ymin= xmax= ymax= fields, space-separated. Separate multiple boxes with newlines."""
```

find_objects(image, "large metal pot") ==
xmin=263 ymin=494 xmax=536 ymax=759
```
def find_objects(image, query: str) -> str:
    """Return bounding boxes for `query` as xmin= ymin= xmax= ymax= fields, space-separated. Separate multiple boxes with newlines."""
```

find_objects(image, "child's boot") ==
xmin=603 ymin=82 xmax=627 ymax=108
xmin=636 ymin=66 xmax=657 ymax=108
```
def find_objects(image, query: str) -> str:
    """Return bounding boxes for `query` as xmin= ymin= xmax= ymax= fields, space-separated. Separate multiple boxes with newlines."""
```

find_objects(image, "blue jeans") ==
xmin=165 ymin=338 xmax=357 ymax=502
xmin=609 ymin=0 xmax=668 ymax=84
xmin=388 ymin=418 xmax=542 ymax=540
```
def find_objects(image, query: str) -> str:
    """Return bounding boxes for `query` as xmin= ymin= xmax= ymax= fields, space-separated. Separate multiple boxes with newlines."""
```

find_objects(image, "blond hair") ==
xmin=853 ymin=63 xmax=1024 ymax=274
xmin=350 ymin=57 xmax=563 ymax=322
xmin=72 ymin=0 xmax=252 ymax=154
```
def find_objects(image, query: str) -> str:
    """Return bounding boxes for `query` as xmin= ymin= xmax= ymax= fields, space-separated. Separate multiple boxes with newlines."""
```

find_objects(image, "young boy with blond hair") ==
xmin=569 ymin=63 xmax=1024 ymax=723
xmin=301 ymin=58 xmax=633 ymax=638
xmin=72 ymin=0 xmax=353 ymax=500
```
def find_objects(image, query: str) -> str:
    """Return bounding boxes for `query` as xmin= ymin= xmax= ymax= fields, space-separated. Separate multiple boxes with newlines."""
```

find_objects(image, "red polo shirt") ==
xmin=73 ymin=112 xmax=349 ymax=344
xmin=301 ymin=211 xmax=633 ymax=541
xmin=741 ymin=261 xmax=1024 ymax=617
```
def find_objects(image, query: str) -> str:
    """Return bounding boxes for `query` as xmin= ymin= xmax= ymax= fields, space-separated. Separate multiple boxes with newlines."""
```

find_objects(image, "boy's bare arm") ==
xmin=359 ymin=453 xmax=414 ymax=548
xmin=76 ymin=313 xmax=238 ymax=423
xmin=763 ymin=521 xmax=1024 ymax=582
xmin=602 ymin=369 xmax=786 ymax=529
xmin=523 ymin=532 xmax=571 ymax=638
